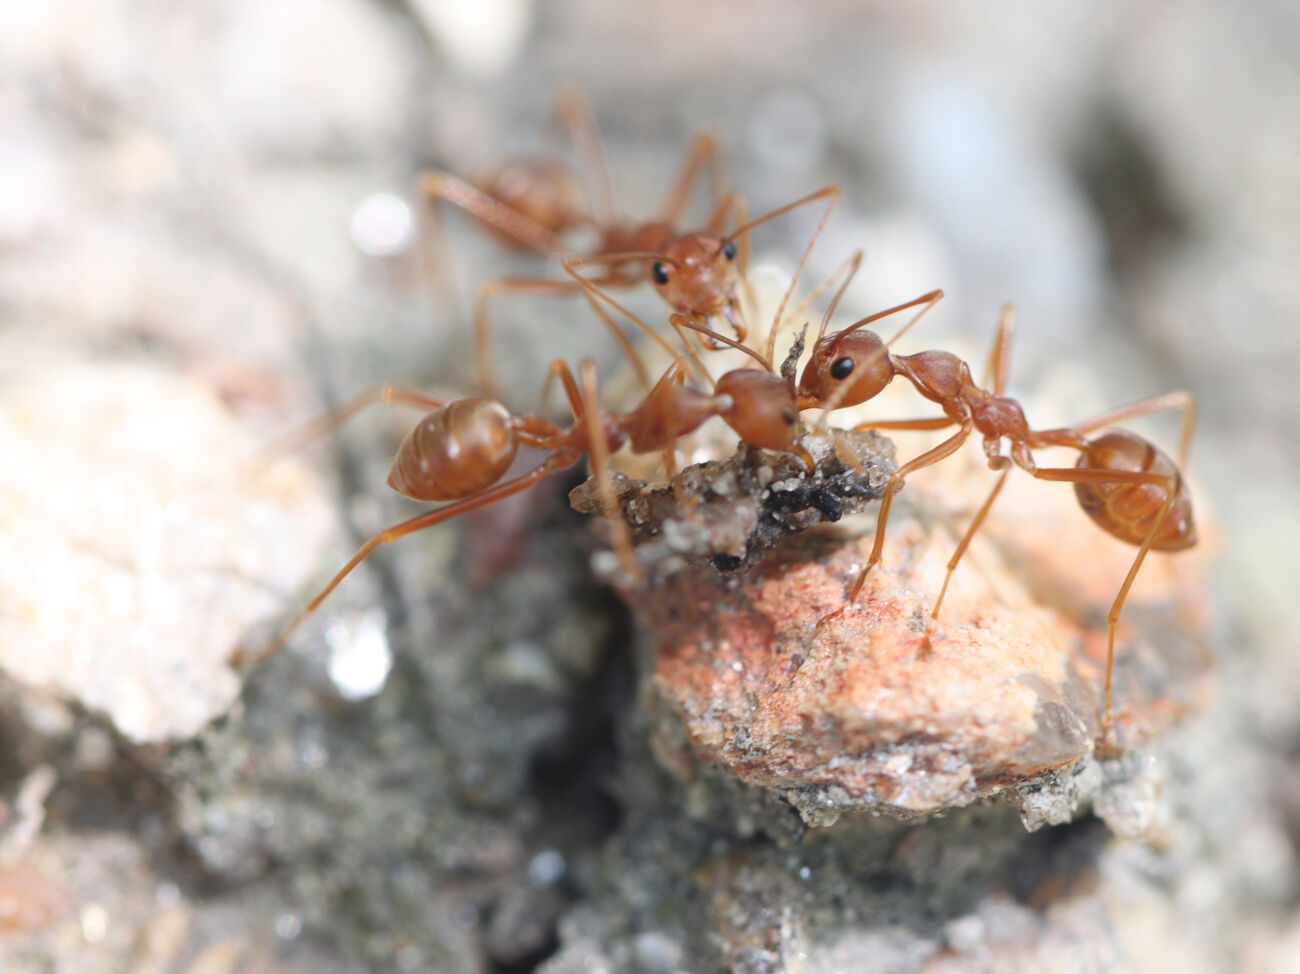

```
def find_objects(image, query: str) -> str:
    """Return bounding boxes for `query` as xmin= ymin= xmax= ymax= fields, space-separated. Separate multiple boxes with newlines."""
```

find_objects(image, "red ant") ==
xmin=237 ymin=353 xmax=803 ymax=665
xmin=793 ymin=266 xmax=1197 ymax=727
xmin=418 ymin=91 xmax=839 ymax=399
xmin=418 ymin=89 xmax=725 ymax=394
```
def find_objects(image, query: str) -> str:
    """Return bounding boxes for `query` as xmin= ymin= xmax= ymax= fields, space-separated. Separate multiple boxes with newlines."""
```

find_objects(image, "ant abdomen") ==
xmin=387 ymin=399 xmax=518 ymax=502
xmin=1074 ymin=430 xmax=1196 ymax=550
xmin=478 ymin=159 xmax=588 ymax=239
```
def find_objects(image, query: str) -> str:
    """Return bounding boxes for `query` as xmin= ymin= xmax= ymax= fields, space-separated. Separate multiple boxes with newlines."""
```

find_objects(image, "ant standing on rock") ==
xmin=237 ymin=346 xmax=804 ymax=666
xmin=794 ymin=273 xmax=1197 ymax=726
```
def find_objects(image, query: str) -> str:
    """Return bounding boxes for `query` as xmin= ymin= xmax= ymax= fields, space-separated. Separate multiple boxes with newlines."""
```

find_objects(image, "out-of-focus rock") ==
xmin=0 ymin=364 xmax=333 ymax=743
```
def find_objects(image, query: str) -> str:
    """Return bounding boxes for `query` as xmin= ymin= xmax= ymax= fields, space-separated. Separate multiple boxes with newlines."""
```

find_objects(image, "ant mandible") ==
xmin=794 ymin=270 xmax=1197 ymax=727
xmin=237 ymin=351 xmax=803 ymax=666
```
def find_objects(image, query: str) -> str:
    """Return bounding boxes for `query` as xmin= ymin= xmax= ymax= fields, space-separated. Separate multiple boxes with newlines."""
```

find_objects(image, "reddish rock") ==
xmin=626 ymin=453 xmax=1215 ymax=823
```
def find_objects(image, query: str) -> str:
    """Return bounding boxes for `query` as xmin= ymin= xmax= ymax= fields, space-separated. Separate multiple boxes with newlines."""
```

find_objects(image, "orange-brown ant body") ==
xmin=420 ymin=92 xmax=842 ymax=398
xmin=793 ymin=276 xmax=1197 ymax=723
xmin=241 ymin=354 xmax=801 ymax=665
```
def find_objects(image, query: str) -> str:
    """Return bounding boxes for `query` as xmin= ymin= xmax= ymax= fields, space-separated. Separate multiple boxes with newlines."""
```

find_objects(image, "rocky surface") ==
xmin=0 ymin=1 xmax=1296 ymax=972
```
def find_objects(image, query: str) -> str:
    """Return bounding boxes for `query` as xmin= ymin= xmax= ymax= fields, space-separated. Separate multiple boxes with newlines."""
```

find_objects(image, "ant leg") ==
xmin=930 ymin=468 xmax=1011 ymax=622
xmin=553 ymin=87 xmax=615 ymax=226
xmin=474 ymin=276 xmax=650 ymax=399
xmin=851 ymin=417 xmax=956 ymax=433
xmin=578 ymin=360 xmax=642 ymax=585
xmin=236 ymin=449 xmax=583 ymax=667
xmin=562 ymin=259 xmax=704 ymax=378
xmin=417 ymin=170 xmax=572 ymax=309
xmin=249 ymin=384 xmax=451 ymax=476
xmin=1071 ymin=391 xmax=1197 ymax=468
xmin=1025 ymin=465 xmax=1180 ymax=732
xmin=659 ymin=130 xmax=726 ymax=226
xmin=982 ymin=304 xmax=1016 ymax=394
xmin=417 ymin=171 xmax=571 ymax=258
xmin=536 ymin=358 xmax=586 ymax=418
xmin=818 ymin=424 xmax=972 ymax=629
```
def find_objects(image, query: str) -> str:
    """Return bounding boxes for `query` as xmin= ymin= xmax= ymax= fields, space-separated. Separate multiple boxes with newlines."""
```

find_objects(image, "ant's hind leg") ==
xmin=1025 ymin=464 xmax=1181 ymax=734
xmin=248 ymin=384 xmax=451 ymax=477
xmin=236 ymin=451 xmax=579 ymax=667
xmin=1071 ymin=391 xmax=1197 ymax=468
xmin=659 ymin=130 xmax=727 ymax=227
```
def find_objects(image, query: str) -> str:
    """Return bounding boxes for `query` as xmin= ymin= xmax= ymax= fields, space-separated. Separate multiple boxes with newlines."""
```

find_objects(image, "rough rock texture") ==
xmin=1 ymin=1 xmax=1296 ymax=972
xmin=0 ymin=365 xmax=333 ymax=743
xmin=611 ymin=439 xmax=1212 ymax=824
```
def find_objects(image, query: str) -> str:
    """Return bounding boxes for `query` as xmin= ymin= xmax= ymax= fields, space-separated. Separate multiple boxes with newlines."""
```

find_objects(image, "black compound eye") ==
xmin=651 ymin=262 xmax=669 ymax=285
xmin=722 ymin=240 xmax=738 ymax=261
xmin=830 ymin=356 xmax=855 ymax=380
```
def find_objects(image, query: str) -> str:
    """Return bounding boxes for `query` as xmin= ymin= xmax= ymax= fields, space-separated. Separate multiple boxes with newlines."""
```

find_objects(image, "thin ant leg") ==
xmin=1024 ymin=465 xmax=1181 ymax=726
xmin=416 ymin=171 xmax=571 ymax=257
xmin=927 ymin=304 xmax=1021 ymax=623
xmin=248 ymin=384 xmax=451 ymax=475
xmin=1070 ymin=391 xmax=1197 ymax=468
xmin=536 ymin=357 xmax=587 ymax=418
xmin=553 ymin=87 xmax=614 ymax=226
xmin=473 ymin=276 xmax=652 ymax=399
xmin=981 ymin=305 xmax=1016 ymax=393
xmin=562 ymin=260 xmax=710 ymax=382
xmin=234 ymin=449 xmax=583 ymax=666
xmin=819 ymin=421 xmax=973 ymax=628
xmin=659 ymin=131 xmax=726 ymax=226
xmin=852 ymin=417 xmax=956 ymax=432
xmin=929 ymin=468 xmax=1010 ymax=623
xmin=578 ymin=360 xmax=642 ymax=585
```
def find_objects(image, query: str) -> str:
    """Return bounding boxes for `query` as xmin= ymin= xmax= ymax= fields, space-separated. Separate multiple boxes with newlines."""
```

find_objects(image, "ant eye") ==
xmin=723 ymin=240 xmax=738 ymax=261
xmin=781 ymin=406 xmax=796 ymax=425
xmin=652 ymin=262 xmax=670 ymax=286
xmin=830 ymin=357 xmax=855 ymax=380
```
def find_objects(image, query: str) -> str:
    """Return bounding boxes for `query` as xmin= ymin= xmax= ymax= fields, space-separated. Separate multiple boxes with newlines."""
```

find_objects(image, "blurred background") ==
xmin=2 ymin=1 xmax=1298 ymax=971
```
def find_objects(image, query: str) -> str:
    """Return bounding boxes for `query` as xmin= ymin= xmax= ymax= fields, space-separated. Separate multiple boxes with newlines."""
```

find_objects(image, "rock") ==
xmin=616 ymin=438 xmax=1214 ymax=823
xmin=0 ymin=364 xmax=333 ymax=743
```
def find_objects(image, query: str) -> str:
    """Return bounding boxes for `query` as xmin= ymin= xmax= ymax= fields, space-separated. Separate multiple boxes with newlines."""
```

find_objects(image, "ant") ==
xmin=419 ymin=89 xmax=731 ymax=394
xmin=419 ymin=91 xmax=841 ymax=400
xmin=793 ymin=268 xmax=1197 ymax=728
xmin=237 ymin=352 xmax=803 ymax=666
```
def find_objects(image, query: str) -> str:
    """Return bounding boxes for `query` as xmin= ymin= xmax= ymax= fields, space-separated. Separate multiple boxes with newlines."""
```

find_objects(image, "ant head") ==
xmin=797 ymin=329 xmax=893 ymax=409
xmin=650 ymin=232 xmax=739 ymax=318
xmin=715 ymin=369 xmax=798 ymax=451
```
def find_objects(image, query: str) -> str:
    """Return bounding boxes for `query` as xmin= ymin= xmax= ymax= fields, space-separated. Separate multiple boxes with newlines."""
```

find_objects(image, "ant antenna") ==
xmin=667 ymin=314 xmax=774 ymax=373
xmin=815 ymin=249 xmax=866 ymax=342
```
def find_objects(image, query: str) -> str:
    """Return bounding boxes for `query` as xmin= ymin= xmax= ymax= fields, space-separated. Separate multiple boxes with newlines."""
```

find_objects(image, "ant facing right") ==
xmin=789 ymin=256 xmax=1197 ymax=730
xmin=419 ymin=88 xmax=840 ymax=400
